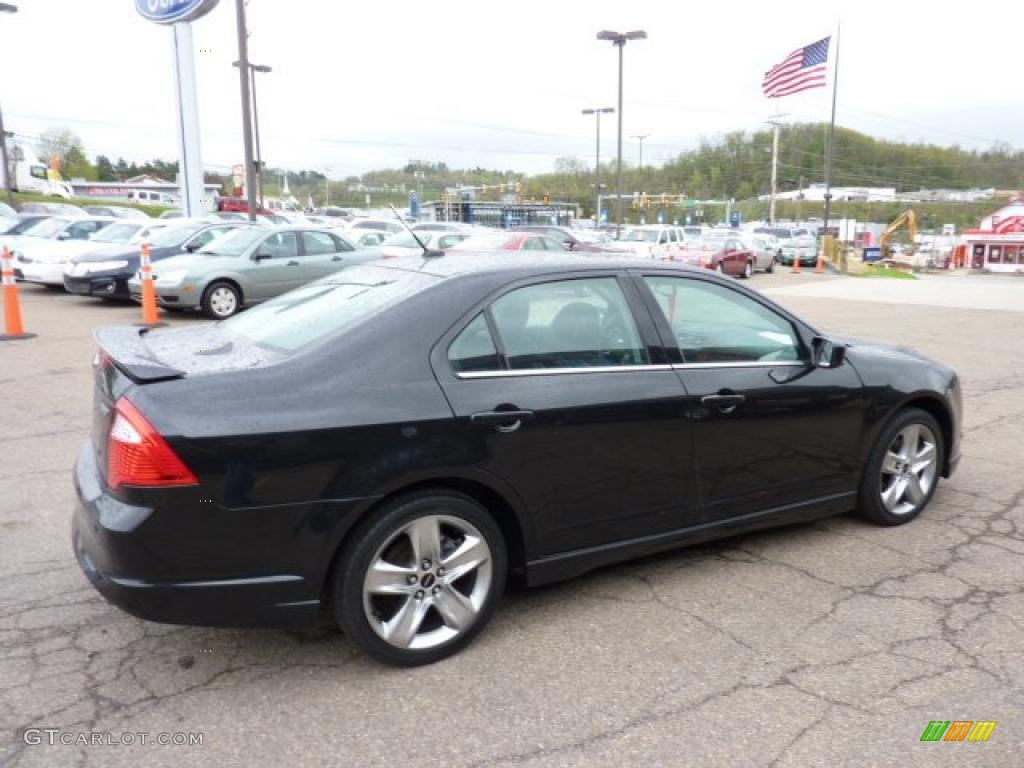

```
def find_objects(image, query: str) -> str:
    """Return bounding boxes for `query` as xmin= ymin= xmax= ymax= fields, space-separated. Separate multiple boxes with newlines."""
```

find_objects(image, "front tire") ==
xmin=333 ymin=491 xmax=507 ymax=666
xmin=201 ymin=281 xmax=241 ymax=319
xmin=742 ymin=260 xmax=753 ymax=279
xmin=857 ymin=408 xmax=943 ymax=526
xmin=766 ymin=257 xmax=775 ymax=274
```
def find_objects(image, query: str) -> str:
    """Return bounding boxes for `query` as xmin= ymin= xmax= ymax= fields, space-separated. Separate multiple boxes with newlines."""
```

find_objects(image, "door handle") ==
xmin=470 ymin=409 xmax=535 ymax=431
xmin=287 ymin=260 xmax=300 ymax=266
xmin=331 ymin=255 xmax=343 ymax=261
xmin=701 ymin=394 xmax=746 ymax=414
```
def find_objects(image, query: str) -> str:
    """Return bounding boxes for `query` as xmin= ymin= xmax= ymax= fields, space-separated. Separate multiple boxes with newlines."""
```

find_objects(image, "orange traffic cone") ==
xmin=791 ymin=254 xmax=801 ymax=274
xmin=1 ymin=246 xmax=35 ymax=341
xmin=134 ymin=244 xmax=166 ymax=328
xmin=815 ymin=251 xmax=825 ymax=274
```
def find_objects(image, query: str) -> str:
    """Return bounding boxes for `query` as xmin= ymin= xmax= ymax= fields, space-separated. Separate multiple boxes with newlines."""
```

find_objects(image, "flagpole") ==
xmin=822 ymin=24 xmax=841 ymax=234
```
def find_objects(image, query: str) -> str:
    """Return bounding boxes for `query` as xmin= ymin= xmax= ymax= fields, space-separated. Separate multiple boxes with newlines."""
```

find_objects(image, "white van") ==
xmin=127 ymin=190 xmax=179 ymax=206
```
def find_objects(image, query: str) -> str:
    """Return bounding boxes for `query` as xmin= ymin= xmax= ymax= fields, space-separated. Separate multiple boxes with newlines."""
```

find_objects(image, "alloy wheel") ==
xmin=362 ymin=514 xmax=493 ymax=650
xmin=879 ymin=423 xmax=939 ymax=516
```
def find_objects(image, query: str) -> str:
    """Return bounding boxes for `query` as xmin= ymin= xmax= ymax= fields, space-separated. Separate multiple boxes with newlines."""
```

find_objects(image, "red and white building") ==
xmin=962 ymin=199 xmax=1024 ymax=272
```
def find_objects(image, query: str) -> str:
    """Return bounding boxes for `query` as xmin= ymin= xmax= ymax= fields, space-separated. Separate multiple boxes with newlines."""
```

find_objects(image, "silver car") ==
xmin=128 ymin=226 xmax=380 ymax=318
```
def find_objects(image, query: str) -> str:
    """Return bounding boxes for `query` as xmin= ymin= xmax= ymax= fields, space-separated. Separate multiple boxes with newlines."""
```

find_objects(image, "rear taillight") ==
xmin=106 ymin=398 xmax=197 ymax=490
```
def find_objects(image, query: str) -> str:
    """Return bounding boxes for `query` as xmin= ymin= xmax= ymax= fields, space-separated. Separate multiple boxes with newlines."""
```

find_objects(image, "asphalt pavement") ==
xmin=2 ymin=269 xmax=1022 ymax=767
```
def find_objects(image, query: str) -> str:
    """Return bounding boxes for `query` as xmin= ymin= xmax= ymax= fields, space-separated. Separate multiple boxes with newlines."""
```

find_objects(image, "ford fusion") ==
xmin=73 ymin=254 xmax=961 ymax=666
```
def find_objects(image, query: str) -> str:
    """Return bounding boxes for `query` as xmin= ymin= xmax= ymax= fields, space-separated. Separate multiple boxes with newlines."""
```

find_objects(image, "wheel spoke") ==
xmin=905 ymin=474 xmax=926 ymax=504
xmin=882 ymin=477 xmax=906 ymax=512
xmin=365 ymin=561 xmax=416 ymax=595
xmin=441 ymin=535 xmax=489 ymax=582
xmin=912 ymin=441 xmax=936 ymax=472
xmin=434 ymin=586 xmax=477 ymax=632
xmin=406 ymin=516 xmax=440 ymax=566
xmin=383 ymin=597 xmax=430 ymax=648
xmin=881 ymin=451 xmax=902 ymax=476
xmin=898 ymin=424 xmax=920 ymax=459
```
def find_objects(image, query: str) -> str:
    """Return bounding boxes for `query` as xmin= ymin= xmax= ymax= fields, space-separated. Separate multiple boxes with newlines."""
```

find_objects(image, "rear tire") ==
xmin=857 ymin=408 xmax=944 ymax=526
xmin=766 ymin=257 xmax=776 ymax=273
xmin=333 ymin=490 xmax=507 ymax=666
xmin=201 ymin=281 xmax=241 ymax=319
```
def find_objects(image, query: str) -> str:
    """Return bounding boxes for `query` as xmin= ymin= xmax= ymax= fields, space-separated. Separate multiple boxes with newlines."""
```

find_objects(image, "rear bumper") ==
xmin=72 ymin=442 xmax=327 ymax=629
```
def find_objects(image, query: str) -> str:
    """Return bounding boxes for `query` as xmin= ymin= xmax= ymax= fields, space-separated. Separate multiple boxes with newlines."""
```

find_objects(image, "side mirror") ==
xmin=813 ymin=337 xmax=846 ymax=369
xmin=251 ymin=252 xmax=270 ymax=262
xmin=184 ymin=242 xmax=199 ymax=253
xmin=57 ymin=232 xmax=70 ymax=241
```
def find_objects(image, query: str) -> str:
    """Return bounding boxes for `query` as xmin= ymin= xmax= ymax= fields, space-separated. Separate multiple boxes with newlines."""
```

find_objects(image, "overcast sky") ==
xmin=3 ymin=0 xmax=1022 ymax=179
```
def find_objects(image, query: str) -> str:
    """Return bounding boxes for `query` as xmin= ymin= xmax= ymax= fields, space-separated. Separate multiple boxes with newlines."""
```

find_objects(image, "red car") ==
xmin=510 ymin=226 xmax=620 ymax=253
xmin=448 ymin=232 xmax=567 ymax=252
xmin=673 ymin=234 xmax=756 ymax=278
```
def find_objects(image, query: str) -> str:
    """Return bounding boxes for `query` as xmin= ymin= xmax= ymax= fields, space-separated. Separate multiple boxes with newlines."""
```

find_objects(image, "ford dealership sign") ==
xmin=135 ymin=0 xmax=220 ymax=25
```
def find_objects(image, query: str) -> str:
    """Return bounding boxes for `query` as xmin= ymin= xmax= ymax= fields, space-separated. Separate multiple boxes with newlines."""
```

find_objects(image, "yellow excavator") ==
xmin=879 ymin=210 xmax=917 ymax=260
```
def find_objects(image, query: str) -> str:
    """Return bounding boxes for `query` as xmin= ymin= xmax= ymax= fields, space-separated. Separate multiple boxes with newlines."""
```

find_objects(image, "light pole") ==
xmin=0 ymin=3 xmax=17 ymax=207
xmin=597 ymin=29 xmax=646 ymax=239
xmin=233 ymin=61 xmax=272 ymax=208
xmin=631 ymin=134 xmax=649 ymax=174
xmin=233 ymin=0 xmax=258 ymax=220
xmin=582 ymin=107 xmax=613 ymax=225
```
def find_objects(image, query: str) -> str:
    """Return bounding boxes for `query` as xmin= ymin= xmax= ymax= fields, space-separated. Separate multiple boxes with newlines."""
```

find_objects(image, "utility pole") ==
xmin=767 ymin=119 xmax=783 ymax=224
xmin=797 ymin=174 xmax=804 ymax=223
xmin=632 ymin=134 xmax=649 ymax=174
xmin=233 ymin=0 xmax=258 ymax=221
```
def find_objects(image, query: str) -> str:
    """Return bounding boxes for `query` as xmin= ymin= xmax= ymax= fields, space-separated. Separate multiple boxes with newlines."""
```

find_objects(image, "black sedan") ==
xmin=63 ymin=220 xmax=249 ymax=300
xmin=74 ymin=254 xmax=961 ymax=666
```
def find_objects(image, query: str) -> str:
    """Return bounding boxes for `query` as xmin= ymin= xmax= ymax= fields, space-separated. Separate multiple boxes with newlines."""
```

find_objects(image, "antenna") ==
xmin=388 ymin=204 xmax=443 ymax=258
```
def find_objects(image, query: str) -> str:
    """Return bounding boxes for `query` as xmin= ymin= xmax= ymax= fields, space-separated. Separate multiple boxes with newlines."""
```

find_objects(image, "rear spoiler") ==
xmin=94 ymin=326 xmax=185 ymax=383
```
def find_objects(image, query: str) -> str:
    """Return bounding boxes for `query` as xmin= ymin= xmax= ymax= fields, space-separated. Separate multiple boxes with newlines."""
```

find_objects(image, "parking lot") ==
xmin=2 ymin=270 xmax=1023 ymax=767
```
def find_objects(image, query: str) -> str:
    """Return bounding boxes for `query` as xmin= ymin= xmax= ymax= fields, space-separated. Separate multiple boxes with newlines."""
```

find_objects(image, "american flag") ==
xmin=762 ymin=37 xmax=831 ymax=98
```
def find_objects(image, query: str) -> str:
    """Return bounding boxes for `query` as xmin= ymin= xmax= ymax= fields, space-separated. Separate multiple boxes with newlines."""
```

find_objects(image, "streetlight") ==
xmin=0 ymin=3 xmax=16 ymax=207
xmin=233 ymin=61 xmax=272 ymax=208
xmin=582 ymin=107 xmax=614 ymax=226
xmin=597 ymin=29 xmax=646 ymax=238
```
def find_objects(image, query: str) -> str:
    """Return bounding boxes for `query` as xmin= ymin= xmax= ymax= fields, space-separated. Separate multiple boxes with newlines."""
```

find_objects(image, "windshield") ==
xmin=686 ymin=238 xmax=723 ymax=251
xmin=624 ymin=230 xmax=660 ymax=243
xmin=221 ymin=265 xmax=439 ymax=353
xmin=449 ymin=234 xmax=515 ymax=250
xmin=148 ymin=224 xmax=205 ymax=247
xmin=198 ymin=227 xmax=264 ymax=256
xmin=20 ymin=218 xmax=70 ymax=239
xmin=91 ymin=223 xmax=141 ymax=243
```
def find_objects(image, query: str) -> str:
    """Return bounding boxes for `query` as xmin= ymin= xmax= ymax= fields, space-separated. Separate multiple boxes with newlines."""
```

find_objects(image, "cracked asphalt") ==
xmin=2 ymin=271 xmax=1022 ymax=767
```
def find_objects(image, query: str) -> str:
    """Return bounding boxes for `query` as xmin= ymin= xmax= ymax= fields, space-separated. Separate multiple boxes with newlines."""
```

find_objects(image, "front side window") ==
xmin=260 ymin=231 xmax=300 ymax=259
xmin=490 ymin=277 xmax=648 ymax=369
xmin=644 ymin=276 xmax=804 ymax=364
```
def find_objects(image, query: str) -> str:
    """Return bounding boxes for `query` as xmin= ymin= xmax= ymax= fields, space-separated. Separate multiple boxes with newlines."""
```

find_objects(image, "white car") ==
xmin=345 ymin=219 xmax=404 ymax=235
xmin=615 ymin=225 xmax=687 ymax=259
xmin=9 ymin=217 xmax=119 ymax=288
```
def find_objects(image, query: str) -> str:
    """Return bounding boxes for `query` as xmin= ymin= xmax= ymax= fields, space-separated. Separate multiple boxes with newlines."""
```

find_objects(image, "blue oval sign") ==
xmin=135 ymin=0 xmax=221 ymax=25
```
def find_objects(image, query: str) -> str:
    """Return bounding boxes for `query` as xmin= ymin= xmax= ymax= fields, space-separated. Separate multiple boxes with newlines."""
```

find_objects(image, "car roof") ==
xmin=376 ymin=251 xmax=706 ymax=279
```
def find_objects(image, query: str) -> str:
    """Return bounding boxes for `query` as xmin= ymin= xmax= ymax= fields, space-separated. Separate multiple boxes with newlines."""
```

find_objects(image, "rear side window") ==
xmin=448 ymin=314 xmax=500 ymax=372
xmin=490 ymin=277 xmax=648 ymax=369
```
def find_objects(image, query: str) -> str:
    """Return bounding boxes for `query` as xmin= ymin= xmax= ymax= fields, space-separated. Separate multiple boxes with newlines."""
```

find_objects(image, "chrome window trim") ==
xmin=455 ymin=364 xmax=673 ymax=379
xmin=672 ymin=361 xmax=806 ymax=370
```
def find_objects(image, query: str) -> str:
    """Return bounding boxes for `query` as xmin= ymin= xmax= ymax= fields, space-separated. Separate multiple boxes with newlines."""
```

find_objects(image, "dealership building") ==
xmin=962 ymin=199 xmax=1024 ymax=272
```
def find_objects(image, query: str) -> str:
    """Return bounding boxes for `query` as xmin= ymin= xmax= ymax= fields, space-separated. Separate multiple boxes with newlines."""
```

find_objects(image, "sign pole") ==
xmin=234 ymin=0 xmax=259 ymax=221
xmin=170 ymin=22 xmax=206 ymax=217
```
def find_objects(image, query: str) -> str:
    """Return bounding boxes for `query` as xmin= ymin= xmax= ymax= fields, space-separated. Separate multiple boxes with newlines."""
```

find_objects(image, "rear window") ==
xmin=221 ymin=265 xmax=437 ymax=353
